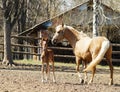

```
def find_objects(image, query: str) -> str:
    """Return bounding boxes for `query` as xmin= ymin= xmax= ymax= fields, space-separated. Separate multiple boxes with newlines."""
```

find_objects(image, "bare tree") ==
xmin=17 ymin=0 xmax=27 ymax=59
xmin=2 ymin=0 xmax=25 ymax=65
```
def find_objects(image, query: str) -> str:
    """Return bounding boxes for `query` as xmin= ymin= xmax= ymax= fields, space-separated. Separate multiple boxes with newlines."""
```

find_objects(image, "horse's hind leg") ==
xmin=105 ymin=47 xmax=113 ymax=85
xmin=106 ymin=58 xmax=113 ymax=85
xmin=88 ymin=66 xmax=96 ymax=84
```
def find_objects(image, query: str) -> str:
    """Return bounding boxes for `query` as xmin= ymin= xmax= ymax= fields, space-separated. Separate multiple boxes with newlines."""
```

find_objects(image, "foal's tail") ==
xmin=83 ymin=40 xmax=110 ymax=72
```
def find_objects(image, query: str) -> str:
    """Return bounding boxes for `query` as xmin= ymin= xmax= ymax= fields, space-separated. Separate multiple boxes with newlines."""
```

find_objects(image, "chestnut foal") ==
xmin=41 ymin=38 xmax=56 ymax=83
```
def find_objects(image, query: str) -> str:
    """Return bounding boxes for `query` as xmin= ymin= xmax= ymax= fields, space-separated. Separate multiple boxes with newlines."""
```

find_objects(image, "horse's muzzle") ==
xmin=51 ymin=39 xmax=57 ymax=45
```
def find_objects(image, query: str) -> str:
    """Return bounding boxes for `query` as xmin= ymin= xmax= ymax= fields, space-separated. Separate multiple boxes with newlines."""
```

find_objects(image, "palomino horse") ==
xmin=41 ymin=31 xmax=56 ymax=83
xmin=52 ymin=24 xmax=113 ymax=85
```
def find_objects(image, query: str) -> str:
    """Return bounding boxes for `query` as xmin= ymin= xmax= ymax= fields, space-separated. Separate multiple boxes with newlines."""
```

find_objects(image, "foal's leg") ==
xmin=46 ymin=63 xmax=50 ymax=82
xmin=76 ymin=57 xmax=84 ymax=84
xmin=51 ymin=61 xmax=56 ymax=83
xmin=41 ymin=63 xmax=45 ymax=82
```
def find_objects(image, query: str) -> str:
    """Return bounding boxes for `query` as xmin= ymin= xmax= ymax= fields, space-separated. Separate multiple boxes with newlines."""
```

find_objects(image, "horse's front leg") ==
xmin=83 ymin=61 xmax=88 ymax=84
xmin=76 ymin=57 xmax=84 ymax=84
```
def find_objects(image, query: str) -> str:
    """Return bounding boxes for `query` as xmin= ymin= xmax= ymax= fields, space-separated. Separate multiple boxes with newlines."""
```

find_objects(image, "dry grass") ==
xmin=14 ymin=59 xmax=120 ymax=70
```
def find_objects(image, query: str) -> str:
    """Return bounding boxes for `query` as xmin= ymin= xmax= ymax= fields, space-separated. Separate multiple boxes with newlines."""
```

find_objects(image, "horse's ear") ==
xmin=80 ymin=31 xmax=83 ymax=33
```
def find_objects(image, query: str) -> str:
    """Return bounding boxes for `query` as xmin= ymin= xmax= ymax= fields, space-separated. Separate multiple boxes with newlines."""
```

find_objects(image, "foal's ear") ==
xmin=62 ymin=22 xmax=64 ymax=27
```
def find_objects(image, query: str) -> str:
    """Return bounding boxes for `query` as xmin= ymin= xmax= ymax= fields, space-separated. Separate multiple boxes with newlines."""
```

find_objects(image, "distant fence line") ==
xmin=0 ymin=35 xmax=120 ymax=62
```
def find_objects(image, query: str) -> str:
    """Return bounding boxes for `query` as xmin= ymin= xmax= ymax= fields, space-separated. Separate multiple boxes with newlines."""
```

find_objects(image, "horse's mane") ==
xmin=65 ymin=26 xmax=88 ymax=39
xmin=79 ymin=31 xmax=88 ymax=38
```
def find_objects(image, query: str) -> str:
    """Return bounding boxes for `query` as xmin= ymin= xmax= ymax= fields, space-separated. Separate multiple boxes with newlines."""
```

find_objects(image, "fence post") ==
xmin=37 ymin=31 xmax=42 ymax=61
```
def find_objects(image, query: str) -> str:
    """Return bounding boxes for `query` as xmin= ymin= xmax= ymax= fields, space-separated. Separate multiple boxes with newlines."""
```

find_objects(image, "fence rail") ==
xmin=0 ymin=45 xmax=120 ymax=62
xmin=0 ymin=35 xmax=120 ymax=63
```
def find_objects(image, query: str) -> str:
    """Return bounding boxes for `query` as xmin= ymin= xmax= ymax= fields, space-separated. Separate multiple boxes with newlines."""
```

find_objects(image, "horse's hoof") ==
xmin=42 ymin=79 xmax=44 ymax=83
xmin=109 ymin=79 xmax=113 ymax=85
xmin=53 ymin=80 xmax=56 ymax=83
xmin=83 ymin=69 xmax=87 ymax=72
xmin=84 ymin=81 xmax=87 ymax=84
xmin=88 ymin=80 xmax=93 ymax=85
xmin=88 ymin=82 xmax=91 ymax=85
xmin=80 ymin=79 xmax=84 ymax=84
xmin=109 ymin=82 xmax=113 ymax=85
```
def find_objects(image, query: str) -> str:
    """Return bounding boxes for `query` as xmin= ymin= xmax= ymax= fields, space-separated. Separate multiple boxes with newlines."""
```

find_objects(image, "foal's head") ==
xmin=41 ymin=39 xmax=48 ymax=50
xmin=41 ymin=31 xmax=48 ymax=41
xmin=52 ymin=24 xmax=66 ymax=44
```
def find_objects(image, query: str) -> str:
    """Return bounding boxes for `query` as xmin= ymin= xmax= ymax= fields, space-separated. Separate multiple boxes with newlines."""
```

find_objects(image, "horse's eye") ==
xmin=57 ymin=31 xmax=60 ymax=33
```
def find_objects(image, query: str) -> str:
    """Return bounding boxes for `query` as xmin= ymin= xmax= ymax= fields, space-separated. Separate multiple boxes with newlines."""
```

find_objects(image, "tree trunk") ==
xmin=93 ymin=0 xmax=99 ymax=37
xmin=3 ymin=19 xmax=13 ymax=65
xmin=2 ymin=0 xmax=26 ymax=65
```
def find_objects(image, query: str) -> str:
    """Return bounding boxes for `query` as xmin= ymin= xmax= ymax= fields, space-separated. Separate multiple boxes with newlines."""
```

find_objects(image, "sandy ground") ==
xmin=0 ymin=65 xmax=120 ymax=92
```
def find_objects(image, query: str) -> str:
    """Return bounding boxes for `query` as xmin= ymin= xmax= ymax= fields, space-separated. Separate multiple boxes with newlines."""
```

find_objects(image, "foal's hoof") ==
xmin=42 ymin=79 xmax=48 ymax=83
xmin=53 ymin=80 xmax=56 ymax=83
xmin=80 ymin=79 xmax=84 ymax=84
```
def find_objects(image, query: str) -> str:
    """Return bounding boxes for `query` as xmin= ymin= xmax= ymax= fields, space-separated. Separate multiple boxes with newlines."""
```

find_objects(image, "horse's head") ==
xmin=52 ymin=24 xmax=65 ymax=45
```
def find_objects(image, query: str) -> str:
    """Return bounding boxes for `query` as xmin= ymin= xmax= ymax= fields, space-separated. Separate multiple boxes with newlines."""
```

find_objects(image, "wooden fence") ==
xmin=0 ymin=35 xmax=120 ymax=62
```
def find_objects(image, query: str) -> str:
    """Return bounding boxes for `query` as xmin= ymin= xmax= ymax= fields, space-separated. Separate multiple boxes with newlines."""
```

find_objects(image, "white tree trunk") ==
xmin=93 ymin=0 xmax=99 ymax=37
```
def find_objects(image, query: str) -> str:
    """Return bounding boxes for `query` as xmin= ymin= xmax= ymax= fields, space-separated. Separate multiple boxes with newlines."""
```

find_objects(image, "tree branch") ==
xmin=11 ymin=0 xmax=23 ymax=28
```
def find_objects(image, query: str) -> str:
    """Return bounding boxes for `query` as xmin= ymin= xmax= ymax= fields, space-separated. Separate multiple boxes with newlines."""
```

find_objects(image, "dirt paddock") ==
xmin=0 ymin=65 xmax=120 ymax=92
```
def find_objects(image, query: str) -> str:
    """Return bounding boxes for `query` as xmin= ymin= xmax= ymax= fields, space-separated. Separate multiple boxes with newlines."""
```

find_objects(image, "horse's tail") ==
xmin=83 ymin=40 xmax=110 ymax=72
